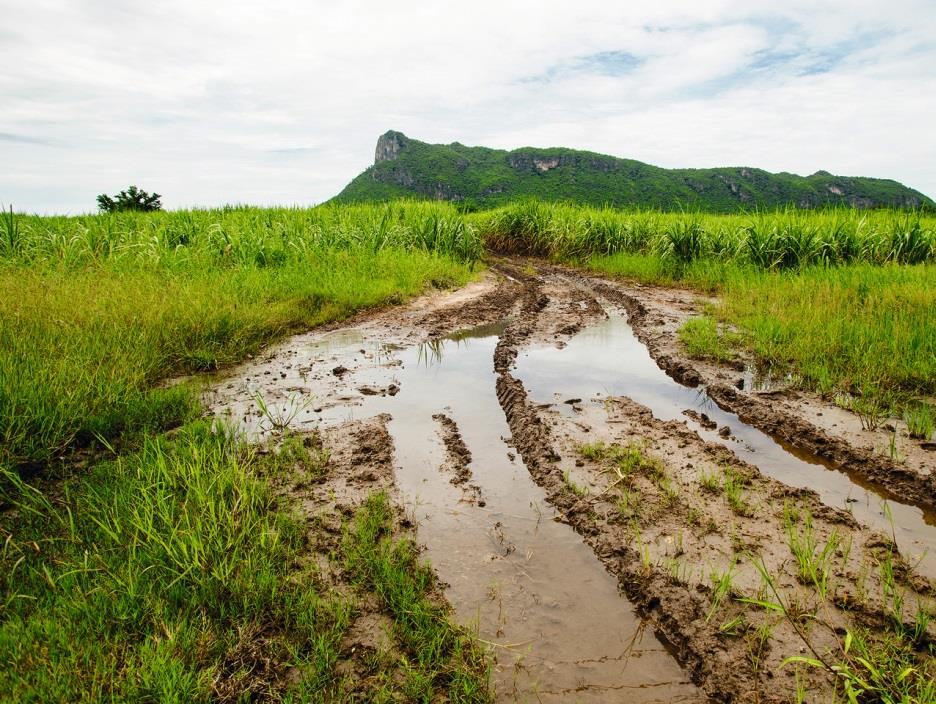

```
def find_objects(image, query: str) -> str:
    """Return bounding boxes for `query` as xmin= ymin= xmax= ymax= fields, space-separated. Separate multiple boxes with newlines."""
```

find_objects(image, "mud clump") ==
xmin=683 ymin=409 xmax=717 ymax=430
xmin=432 ymin=413 xmax=485 ymax=506
xmin=432 ymin=413 xmax=472 ymax=485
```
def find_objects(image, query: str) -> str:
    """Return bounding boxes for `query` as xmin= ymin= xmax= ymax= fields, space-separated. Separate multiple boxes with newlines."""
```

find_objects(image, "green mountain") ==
xmin=335 ymin=131 xmax=933 ymax=212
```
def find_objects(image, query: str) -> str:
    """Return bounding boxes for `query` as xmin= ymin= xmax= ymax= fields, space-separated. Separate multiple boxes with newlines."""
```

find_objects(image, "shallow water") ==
xmin=213 ymin=323 xmax=700 ymax=702
xmin=515 ymin=312 xmax=936 ymax=579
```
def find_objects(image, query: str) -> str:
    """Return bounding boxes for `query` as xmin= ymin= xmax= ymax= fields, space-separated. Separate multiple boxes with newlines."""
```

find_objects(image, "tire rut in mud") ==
xmin=489 ymin=262 xmax=935 ymax=703
xmin=490 ymin=269 xmax=754 ymax=701
xmin=575 ymin=270 xmax=936 ymax=513
xmin=432 ymin=413 xmax=484 ymax=505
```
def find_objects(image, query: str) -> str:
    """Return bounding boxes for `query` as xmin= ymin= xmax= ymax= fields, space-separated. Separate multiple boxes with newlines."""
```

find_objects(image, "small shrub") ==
xmin=97 ymin=185 xmax=163 ymax=213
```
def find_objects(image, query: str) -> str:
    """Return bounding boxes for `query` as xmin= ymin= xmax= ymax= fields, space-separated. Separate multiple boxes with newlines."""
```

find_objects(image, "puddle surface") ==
xmin=515 ymin=313 xmax=936 ymax=580
xmin=211 ymin=323 xmax=699 ymax=702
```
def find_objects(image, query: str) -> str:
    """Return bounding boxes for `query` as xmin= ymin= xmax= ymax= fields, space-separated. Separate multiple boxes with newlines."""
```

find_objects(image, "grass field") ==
xmin=2 ymin=199 xmax=935 ymax=699
xmin=0 ymin=202 xmax=489 ymax=701
xmin=1 ymin=425 xmax=490 ymax=701
xmin=0 ymin=202 xmax=480 ymax=468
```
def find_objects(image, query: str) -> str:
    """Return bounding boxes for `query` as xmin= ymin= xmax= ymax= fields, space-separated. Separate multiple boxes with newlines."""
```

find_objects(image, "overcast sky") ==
xmin=2 ymin=0 xmax=935 ymax=214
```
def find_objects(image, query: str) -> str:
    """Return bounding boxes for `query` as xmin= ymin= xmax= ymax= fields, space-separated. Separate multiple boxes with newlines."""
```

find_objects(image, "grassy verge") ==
xmin=0 ymin=425 xmax=490 ymax=701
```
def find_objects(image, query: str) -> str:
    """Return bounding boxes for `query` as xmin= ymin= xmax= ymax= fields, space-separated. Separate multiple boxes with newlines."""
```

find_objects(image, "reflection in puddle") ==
xmin=212 ymin=322 xmax=699 ymax=702
xmin=515 ymin=313 xmax=936 ymax=579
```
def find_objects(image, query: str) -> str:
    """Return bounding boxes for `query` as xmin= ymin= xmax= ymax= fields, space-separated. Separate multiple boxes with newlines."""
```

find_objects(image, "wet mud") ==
xmin=578 ymin=271 xmax=936 ymax=514
xmin=204 ymin=261 xmax=935 ymax=702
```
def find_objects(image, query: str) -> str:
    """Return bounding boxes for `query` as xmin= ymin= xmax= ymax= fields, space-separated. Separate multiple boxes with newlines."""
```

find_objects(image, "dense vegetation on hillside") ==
xmin=335 ymin=131 xmax=934 ymax=212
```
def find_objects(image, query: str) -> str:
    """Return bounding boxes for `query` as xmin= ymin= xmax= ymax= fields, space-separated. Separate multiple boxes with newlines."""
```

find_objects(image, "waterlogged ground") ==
xmin=205 ymin=261 xmax=935 ymax=702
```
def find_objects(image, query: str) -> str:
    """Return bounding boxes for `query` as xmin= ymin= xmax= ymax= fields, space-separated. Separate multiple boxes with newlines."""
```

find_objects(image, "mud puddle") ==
xmin=210 ymin=322 xmax=700 ymax=702
xmin=514 ymin=311 xmax=936 ymax=579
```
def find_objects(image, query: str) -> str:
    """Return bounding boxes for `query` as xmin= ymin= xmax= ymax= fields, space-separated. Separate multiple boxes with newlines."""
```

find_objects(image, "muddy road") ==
xmin=205 ymin=261 xmax=935 ymax=702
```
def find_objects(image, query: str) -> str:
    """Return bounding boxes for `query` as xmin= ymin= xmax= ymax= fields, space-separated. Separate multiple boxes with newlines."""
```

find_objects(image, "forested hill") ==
xmin=334 ymin=131 xmax=934 ymax=212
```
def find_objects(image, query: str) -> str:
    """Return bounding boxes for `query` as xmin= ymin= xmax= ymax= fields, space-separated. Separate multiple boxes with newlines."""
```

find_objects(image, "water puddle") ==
xmin=514 ymin=313 xmax=936 ymax=580
xmin=211 ymin=324 xmax=699 ymax=702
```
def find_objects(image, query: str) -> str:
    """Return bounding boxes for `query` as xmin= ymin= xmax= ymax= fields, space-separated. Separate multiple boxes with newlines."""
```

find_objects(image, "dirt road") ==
xmin=205 ymin=260 xmax=935 ymax=702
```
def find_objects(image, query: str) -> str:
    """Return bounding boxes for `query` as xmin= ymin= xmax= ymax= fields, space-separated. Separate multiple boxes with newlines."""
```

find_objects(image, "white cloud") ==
xmin=0 ymin=0 xmax=934 ymax=213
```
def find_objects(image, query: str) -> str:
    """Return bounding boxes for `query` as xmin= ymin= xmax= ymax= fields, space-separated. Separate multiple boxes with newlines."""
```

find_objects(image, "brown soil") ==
xmin=574 ymin=270 xmax=936 ymax=512
xmin=489 ymin=262 xmax=934 ymax=701
xmin=203 ymin=261 xmax=935 ymax=703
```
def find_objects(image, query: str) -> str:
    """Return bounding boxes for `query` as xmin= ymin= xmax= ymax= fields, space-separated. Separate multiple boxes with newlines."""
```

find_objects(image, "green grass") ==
xmin=0 ymin=422 xmax=350 ymax=701
xmin=561 ymin=469 xmax=589 ymax=498
xmin=717 ymin=264 xmax=936 ymax=406
xmin=478 ymin=200 xmax=936 ymax=268
xmin=0 ymin=202 xmax=480 ymax=468
xmin=0 ymin=426 xmax=490 ymax=702
xmin=678 ymin=315 xmax=741 ymax=363
xmin=342 ymin=493 xmax=491 ymax=702
xmin=904 ymin=403 xmax=934 ymax=440
xmin=784 ymin=507 xmax=840 ymax=599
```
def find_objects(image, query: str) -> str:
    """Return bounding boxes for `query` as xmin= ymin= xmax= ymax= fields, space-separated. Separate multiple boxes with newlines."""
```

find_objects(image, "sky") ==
xmin=2 ymin=0 xmax=935 ymax=214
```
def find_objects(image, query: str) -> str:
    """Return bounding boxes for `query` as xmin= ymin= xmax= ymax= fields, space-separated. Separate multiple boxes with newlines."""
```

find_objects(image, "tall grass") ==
xmin=719 ymin=264 xmax=936 ymax=403
xmin=0 ymin=422 xmax=351 ymax=701
xmin=2 ymin=201 xmax=482 ymax=268
xmin=477 ymin=199 xmax=936 ymax=268
xmin=0 ymin=424 xmax=491 ymax=701
xmin=0 ymin=202 xmax=480 ymax=467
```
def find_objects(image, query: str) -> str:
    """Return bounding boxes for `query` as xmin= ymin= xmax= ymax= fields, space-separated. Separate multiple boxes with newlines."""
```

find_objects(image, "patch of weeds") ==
xmin=785 ymin=627 xmax=936 ymax=704
xmin=255 ymin=391 xmax=314 ymax=432
xmin=269 ymin=430 xmax=331 ymax=481
xmin=850 ymin=394 xmax=888 ymax=432
xmin=342 ymin=492 xmax=491 ymax=702
xmin=784 ymin=508 xmax=840 ymax=600
xmin=678 ymin=315 xmax=741 ymax=363
xmin=719 ymin=614 xmax=748 ymax=637
xmin=615 ymin=487 xmax=641 ymax=521
xmin=562 ymin=469 xmax=589 ymax=498
xmin=747 ymin=621 xmax=773 ymax=678
xmin=904 ymin=403 xmax=934 ymax=440
xmin=578 ymin=441 xmax=609 ymax=461
xmin=699 ymin=467 xmax=721 ymax=493
xmin=722 ymin=465 xmax=752 ymax=517
xmin=707 ymin=556 xmax=739 ymax=623
xmin=657 ymin=475 xmax=680 ymax=506
xmin=701 ymin=517 xmax=719 ymax=536
xmin=888 ymin=429 xmax=905 ymax=462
